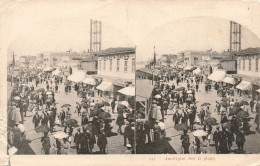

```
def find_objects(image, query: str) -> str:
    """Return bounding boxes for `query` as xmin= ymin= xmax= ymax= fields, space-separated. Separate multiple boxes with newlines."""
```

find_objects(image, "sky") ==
xmin=6 ymin=14 xmax=260 ymax=63
xmin=7 ymin=17 xmax=134 ymax=58
xmin=136 ymin=17 xmax=260 ymax=62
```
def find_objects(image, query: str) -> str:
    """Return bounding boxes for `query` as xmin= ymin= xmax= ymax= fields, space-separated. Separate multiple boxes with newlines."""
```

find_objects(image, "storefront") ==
xmin=96 ymin=80 xmax=113 ymax=99
xmin=236 ymin=80 xmax=252 ymax=97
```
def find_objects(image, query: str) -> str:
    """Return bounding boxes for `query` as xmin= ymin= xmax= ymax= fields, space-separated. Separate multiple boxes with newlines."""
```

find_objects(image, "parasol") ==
xmin=222 ymin=122 xmax=234 ymax=131
xmin=201 ymin=103 xmax=211 ymax=107
xmin=61 ymin=104 xmax=71 ymax=108
xmin=81 ymin=102 xmax=88 ymax=108
xmin=65 ymin=119 xmax=78 ymax=127
xmin=35 ymin=125 xmax=50 ymax=133
xmin=154 ymin=94 xmax=161 ymax=99
xmin=204 ymin=117 xmax=217 ymax=125
xmin=98 ymin=112 xmax=111 ymax=119
xmin=53 ymin=131 xmax=69 ymax=139
xmin=187 ymin=90 xmax=193 ymax=94
xmin=13 ymin=96 xmax=21 ymax=100
xmin=192 ymin=130 xmax=208 ymax=137
xmin=236 ymin=111 xmax=249 ymax=119
xmin=174 ymin=123 xmax=189 ymax=131
xmin=102 ymin=101 xmax=110 ymax=106
xmin=175 ymin=86 xmax=185 ymax=91
xmin=81 ymin=99 xmax=89 ymax=103
xmin=120 ymin=101 xmax=129 ymax=107
xmin=46 ymin=91 xmax=52 ymax=95
xmin=37 ymin=88 xmax=45 ymax=93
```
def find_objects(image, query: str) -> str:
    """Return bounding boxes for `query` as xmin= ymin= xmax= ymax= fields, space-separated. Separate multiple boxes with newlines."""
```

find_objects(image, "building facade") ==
xmin=234 ymin=48 xmax=260 ymax=99
xmin=95 ymin=47 xmax=135 ymax=103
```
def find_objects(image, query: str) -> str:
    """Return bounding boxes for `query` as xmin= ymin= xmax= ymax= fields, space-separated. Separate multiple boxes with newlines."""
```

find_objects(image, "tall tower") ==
xmin=90 ymin=19 xmax=102 ymax=52
xmin=230 ymin=21 xmax=241 ymax=55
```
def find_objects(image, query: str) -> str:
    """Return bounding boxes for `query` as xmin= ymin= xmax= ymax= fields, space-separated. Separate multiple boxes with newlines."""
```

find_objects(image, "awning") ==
xmin=236 ymin=81 xmax=252 ymax=91
xmin=222 ymin=77 xmax=235 ymax=85
xmin=52 ymin=69 xmax=61 ymax=75
xmin=256 ymin=89 xmax=260 ymax=93
xmin=118 ymin=86 xmax=135 ymax=97
xmin=193 ymin=68 xmax=201 ymax=75
xmin=96 ymin=81 xmax=113 ymax=91
xmin=136 ymin=80 xmax=154 ymax=102
xmin=82 ymin=77 xmax=96 ymax=85
xmin=67 ymin=70 xmax=86 ymax=83
xmin=208 ymin=70 xmax=225 ymax=82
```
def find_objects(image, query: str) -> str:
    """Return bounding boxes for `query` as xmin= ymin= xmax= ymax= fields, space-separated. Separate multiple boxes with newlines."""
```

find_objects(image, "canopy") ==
xmin=193 ymin=68 xmax=201 ymax=75
xmin=96 ymin=81 xmax=113 ymax=91
xmin=184 ymin=66 xmax=196 ymax=71
xmin=222 ymin=77 xmax=235 ymax=85
xmin=52 ymin=68 xmax=61 ymax=75
xmin=136 ymin=80 xmax=154 ymax=102
xmin=207 ymin=70 xmax=225 ymax=82
xmin=256 ymin=89 xmax=260 ymax=93
xmin=236 ymin=81 xmax=252 ymax=91
xmin=67 ymin=70 xmax=86 ymax=83
xmin=82 ymin=77 xmax=96 ymax=85
xmin=118 ymin=86 xmax=135 ymax=97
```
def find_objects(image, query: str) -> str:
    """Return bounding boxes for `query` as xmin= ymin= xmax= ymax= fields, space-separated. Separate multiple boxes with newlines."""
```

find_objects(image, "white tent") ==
xmin=222 ymin=77 xmax=235 ymax=85
xmin=82 ymin=77 xmax=96 ymax=85
xmin=236 ymin=81 xmax=252 ymax=91
xmin=208 ymin=70 xmax=225 ymax=82
xmin=96 ymin=81 xmax=113 ymax=91
xmin=118 ymin=86 xmax=135 ymax=96
xmin=67 ymin=70 xmax=86 ymax=83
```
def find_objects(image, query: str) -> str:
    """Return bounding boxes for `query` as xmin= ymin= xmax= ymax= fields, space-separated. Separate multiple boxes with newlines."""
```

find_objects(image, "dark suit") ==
xmin=32 ymin=114 xmax=41 ymax=128
xmin=74 ymin=132 xmax=82 ymax=154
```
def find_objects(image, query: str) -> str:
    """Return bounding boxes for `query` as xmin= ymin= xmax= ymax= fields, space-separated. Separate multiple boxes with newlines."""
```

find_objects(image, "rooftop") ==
xmin=235 ymin=47 xmax=260 ymax=56
xmin=95 ymin=47 xmax=135 ymax=56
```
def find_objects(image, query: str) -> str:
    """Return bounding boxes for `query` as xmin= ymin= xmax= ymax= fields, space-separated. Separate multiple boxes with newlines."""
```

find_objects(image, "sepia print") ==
xmin=1 ymin=1 xmax=260 ymax=166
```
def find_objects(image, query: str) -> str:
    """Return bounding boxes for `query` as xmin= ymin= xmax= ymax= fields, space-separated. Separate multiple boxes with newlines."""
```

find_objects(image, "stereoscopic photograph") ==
xmin=2 ymin=2 xmax=260 ymax=165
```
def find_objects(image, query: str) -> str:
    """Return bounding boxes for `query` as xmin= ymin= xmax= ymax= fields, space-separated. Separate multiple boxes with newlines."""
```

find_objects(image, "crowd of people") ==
xmin=7 ymin=66 xmax=136 ymax=155
xmin=135 ymin=66 xmax=260 ymax=154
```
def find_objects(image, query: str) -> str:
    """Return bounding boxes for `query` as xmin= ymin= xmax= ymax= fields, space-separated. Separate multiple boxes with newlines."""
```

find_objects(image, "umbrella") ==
xmin=221 ymin=98 xmax=228 ymax=102
xmin=53 ymin=131 xmax=69 ymax=139
xmin=201 ymin=103 xmax=211 ymax=107
xmin=236 ymin=111 xmax=249 ymax=119
xmin=102 ymin=101 xmax=110 ymax=106
xmin=65 ymin=119 xmax=78 ymax=127
xmin=222 ymin=122 xmax=234 ymax=131
xmin=228 ymin=107 xmax=239 ymax=115
xmin=81 ymin=102 xmax=88 ymax=108
xmin=192 ymin=130 xmax=208 ymax=137
xmin=120 ymin=101 xmax=129 ymax=107
xmin=221 ymin=102 xmax=228 ymax=107
xmin=186 ymin=98 xmax=192 ymax=102
xmin=82 ymin=124 xmax=96 ymax=134
xmin=61 ymin=104 xmax=71 ymax=108
xmin=241 ymin=101 xmax=249 ymax=105
xmin=98 ymin=112 xmax=111 ymax=119
xmin=154 ymin=94 xmax=161 ymax=99
xmin=204 ymin=117 xmax=217 ymax=125
xmin=175 ymin=86 xmax=185 ymax=91
xmin=81 ymin=99 xmax=89 ymax=103
xmin=35 ymin=125 xmax=50 ymax=133
xmin=13 ymin=96 xmax=21 ymax=100
xmin=174 ymin=123 xmax=190 ymax=131
xmin=37 ymin=88 xmax=45 ymax=92
xmin=46 ymin=91 xmax=52 ymax=95
xmin=46 ymin=98 xmax=53 ymax=103
xmin=187 ymin=90 xmax=193 ymax=94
